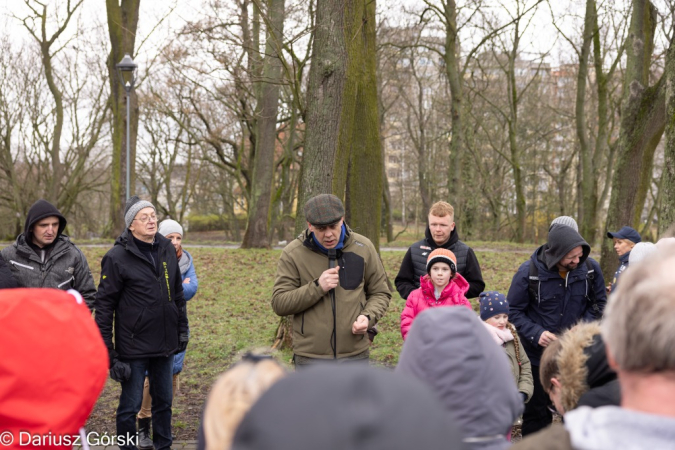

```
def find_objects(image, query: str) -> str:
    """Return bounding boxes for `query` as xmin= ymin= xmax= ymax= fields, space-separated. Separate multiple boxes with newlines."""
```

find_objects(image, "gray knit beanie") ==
xmin=550 ymin=216 xmax=579 ymax=232
xmin=628 ymin=242 xmax=657 ymax=266
xmin=158 ymin=219 xmax=183 ymax=237
xmin=124 ymin=196 xmax=155 ymax=228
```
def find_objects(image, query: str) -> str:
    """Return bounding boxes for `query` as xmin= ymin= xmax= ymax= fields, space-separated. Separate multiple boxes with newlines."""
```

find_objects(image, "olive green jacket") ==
xmin=505 ymin=337 xmax=534 ymax=401
xmin=272 ymin=227 xmax=391 ymax=359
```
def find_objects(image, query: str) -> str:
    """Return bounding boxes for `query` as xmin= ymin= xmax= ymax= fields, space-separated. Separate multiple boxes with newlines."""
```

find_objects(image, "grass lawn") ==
xmin=82 ymin=245 xmax=526 ymax=439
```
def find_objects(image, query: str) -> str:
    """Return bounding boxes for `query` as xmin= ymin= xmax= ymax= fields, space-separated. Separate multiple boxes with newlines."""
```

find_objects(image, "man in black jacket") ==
xmin=95 ymin=196 xmax=188 ymax=450
xmin=395 ymin=201 xmax=485 ymax=299
xmin=0 ymin=199 xmax=96 ymax=307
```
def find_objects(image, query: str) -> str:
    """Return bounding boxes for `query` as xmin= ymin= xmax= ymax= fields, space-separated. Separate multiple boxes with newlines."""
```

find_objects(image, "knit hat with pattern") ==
xmin=479 ymin=291 xmax=509 ymax=321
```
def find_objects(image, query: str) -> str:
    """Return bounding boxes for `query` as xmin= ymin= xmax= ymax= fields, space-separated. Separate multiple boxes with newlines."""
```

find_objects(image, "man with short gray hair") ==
xmin=513 ymin=250 xmax=675 ymax=449
xmin=95 ymin=196 xmax=188 ymax=450
xmin=272 ymin=194 xmax=391 ymax=367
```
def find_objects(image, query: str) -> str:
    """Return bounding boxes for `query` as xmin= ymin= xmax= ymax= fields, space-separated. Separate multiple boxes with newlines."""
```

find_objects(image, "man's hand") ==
xmin=110 ymin=359 xmax=131 ymax=383
xmin=178 ymin=333 xmax=189 ymax=353
xmin=318 ymin=267 xmax=340 ymax=292
xmin=352 ymin=314 xmax=369 ymax=335
xmin=538 ymin=330 xmax=557 ymax=347
xmin=183 ymin=277 xmax=191 ymax=284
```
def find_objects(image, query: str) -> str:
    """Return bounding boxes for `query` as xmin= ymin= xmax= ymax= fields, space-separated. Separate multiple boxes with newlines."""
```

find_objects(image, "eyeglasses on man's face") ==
xmin=133 ymin=214 xmax=158 ymax=224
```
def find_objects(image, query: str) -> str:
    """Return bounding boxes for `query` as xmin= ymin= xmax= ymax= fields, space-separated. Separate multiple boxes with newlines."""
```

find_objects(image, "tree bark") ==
xmin=242 ymin=0 xmax=286 ymax=248
xmin=601 ymin=0 xmax=665 ymax=278
xmin=661 ymin=38 xmax=675 ymax=235
xmin=106 ymin=0 xmax=141 ymax=237
xmin=345 ymin=0 xmax=382 ymax=251
xmin=444 ymin=0 xmax=467 ymax=230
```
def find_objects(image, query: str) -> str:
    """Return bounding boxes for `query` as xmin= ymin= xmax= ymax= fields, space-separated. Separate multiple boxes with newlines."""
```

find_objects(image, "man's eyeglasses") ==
xmin=133 ymin=214 xmax=158 ymax=224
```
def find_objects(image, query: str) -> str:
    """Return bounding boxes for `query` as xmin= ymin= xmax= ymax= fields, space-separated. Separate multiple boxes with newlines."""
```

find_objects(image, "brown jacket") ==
xmin=272 ymin=227 xmax=391 ymax=359
xmin=505 ymin=335 xmax=534 ymax=401
xmin=511 ymin=424 xmax=573 ymax=450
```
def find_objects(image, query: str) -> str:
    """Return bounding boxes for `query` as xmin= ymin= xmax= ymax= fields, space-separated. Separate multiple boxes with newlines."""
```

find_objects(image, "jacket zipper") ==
xmin=57 ymin=276 xmax=74 ymax=288
xmin=10 ymin=260 xmax=34 ymax=270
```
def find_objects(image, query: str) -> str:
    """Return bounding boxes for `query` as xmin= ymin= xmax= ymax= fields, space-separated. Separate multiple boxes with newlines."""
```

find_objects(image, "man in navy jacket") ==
xmin=508 ymin=224 xmax=606 ymax=436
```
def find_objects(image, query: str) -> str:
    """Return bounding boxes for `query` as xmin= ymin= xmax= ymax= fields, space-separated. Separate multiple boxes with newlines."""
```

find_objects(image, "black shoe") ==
xmin=138 ymin=418 xmax=153 ymax=450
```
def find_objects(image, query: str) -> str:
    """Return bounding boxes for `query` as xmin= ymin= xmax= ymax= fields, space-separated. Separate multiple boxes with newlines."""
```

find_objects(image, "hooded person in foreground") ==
xmin=512 ymin=249 xmax=675 ymax=450
xmin=0 ymin=199 xmax=96 ymax=308
xmin=0 ymin=288 xmax=108 ymax=450
xmin=396 ymin=307 xmax=524 ymax=450
xmin=507 ymin=224 xmax=606 ymax=436
xmin=231 ymin=365 xmax=466 ymax=450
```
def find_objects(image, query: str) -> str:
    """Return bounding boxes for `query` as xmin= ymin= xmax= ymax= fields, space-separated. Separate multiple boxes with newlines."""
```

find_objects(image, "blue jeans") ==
xmin=117 ymin=356 xmax=173 ymax=450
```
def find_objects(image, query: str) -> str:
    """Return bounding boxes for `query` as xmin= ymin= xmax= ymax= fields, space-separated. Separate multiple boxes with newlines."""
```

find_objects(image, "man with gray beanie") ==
xmin=507 ymin=224 xmax=606 ymax=437
xmin=95 ymin=196 xmax=188 ymax=450
xmin=272 ymin=193 xmax=391 ymax=367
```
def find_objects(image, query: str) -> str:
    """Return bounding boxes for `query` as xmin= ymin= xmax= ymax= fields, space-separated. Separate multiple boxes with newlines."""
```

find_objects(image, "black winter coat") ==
xmin=0 ymin=256 xmax=17 ymax=289
xmin=394 ymin=227 xmax=485 ymax=299
xmin=94 ymin=230 xmax=188 ymax=360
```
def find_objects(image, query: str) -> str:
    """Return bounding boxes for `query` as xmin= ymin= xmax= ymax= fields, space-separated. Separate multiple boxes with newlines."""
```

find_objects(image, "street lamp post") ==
xmin=116 ymin=54 xmax=138 ymax=200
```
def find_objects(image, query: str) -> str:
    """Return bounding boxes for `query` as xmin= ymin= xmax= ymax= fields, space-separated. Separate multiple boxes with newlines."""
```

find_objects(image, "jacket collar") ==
xmin=424 ymin=226 xmax=459 ymax=249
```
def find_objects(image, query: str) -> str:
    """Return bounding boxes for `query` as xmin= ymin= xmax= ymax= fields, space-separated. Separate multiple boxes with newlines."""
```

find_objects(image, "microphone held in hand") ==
xmin=327 ymin=249 xmax=337 ymax=269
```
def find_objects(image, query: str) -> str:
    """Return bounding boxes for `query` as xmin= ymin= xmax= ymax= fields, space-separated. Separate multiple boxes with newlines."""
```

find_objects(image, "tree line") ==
xmin=2 ymin=0 xmax=675 ymax=277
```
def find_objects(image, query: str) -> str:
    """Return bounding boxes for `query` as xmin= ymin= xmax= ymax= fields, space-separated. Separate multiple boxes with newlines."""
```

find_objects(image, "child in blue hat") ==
xmin=480 ymin=291 xmax=533 ymax=408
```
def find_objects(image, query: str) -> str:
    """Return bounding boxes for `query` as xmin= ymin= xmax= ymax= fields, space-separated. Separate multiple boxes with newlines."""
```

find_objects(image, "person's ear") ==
xmin=551 ymin=377 xmax=562 ymax=390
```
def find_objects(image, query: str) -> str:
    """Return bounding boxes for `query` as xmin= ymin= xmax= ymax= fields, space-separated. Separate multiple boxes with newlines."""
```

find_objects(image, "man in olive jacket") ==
xmin=95 ymin=196 xmax=188 ymax=450
xmin=272 ymin=194 xmax=391 ymax=367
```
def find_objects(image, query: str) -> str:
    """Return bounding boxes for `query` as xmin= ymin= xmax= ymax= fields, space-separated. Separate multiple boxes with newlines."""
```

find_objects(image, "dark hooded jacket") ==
xmin=0 ymin=199 xmax=96 ymax=308
xmin=395 ymin=226 xmax=485 ymax=299
xmin=0 ymin=257 xmax=17 ymax=289
xmin=507 ymin=225 xmax=606 ymax=365
xmin=231 ymin=365 xmax=466 ymax=450
xmin=396 ymin=307 xmax=523 ymax=450
xmin=94 ymin=229 xmax=187 ymax=359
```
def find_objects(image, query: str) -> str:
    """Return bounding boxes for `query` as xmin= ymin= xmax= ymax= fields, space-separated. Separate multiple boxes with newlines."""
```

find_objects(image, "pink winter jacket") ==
xmin=400 ymin=273 xmax=471 ymax=339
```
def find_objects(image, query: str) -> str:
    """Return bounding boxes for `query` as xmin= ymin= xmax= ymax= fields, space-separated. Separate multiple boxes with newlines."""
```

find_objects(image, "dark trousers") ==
xmin=117 ymin=356 xmax=174 ymax=450
xmin=521 ymin=364 xmax=553 ymax=436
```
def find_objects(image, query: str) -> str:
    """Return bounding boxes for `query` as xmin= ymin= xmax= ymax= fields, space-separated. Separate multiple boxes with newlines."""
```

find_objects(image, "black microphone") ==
xmin=327 ymin=249 xmax=337 ymax=269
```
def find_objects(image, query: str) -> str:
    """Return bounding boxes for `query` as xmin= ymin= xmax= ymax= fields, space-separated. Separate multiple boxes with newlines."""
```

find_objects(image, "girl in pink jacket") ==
xmin=400 ymin=248 xmax=472 ymax=339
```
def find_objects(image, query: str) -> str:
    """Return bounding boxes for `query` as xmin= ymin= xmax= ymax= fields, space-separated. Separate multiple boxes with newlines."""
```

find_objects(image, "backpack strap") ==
xmin=585 ymin=259 xmax=600 ymax=314
xmin=528 ymin=262 xmax=540 ymax=304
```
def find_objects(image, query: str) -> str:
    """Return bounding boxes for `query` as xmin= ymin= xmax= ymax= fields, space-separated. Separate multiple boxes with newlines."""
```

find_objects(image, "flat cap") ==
xmin=304 ymin=194 xmax=345 ymax=226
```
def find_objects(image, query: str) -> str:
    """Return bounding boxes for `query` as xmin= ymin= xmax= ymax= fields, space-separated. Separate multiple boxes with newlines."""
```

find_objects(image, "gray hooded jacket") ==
xmin=396 ymin=307 xmax=523 ymax=450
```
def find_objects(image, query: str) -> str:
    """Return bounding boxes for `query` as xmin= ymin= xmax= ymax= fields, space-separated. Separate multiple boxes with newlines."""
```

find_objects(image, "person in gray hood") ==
xmin=396 ymin=307 xmax=523 ymax=450
xmin=512 ymin=249 xmax=675 ymax=450
xmin=0 ymin=199 xmax=96 ymax=309
xmin=231 ymin=365 xmax=466 ymax=450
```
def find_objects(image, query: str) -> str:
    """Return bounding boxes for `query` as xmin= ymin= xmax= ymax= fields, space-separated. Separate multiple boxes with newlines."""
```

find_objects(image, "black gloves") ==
xmin=110 ymin=358 xmax=131 ymax=382
xmin=178 ymin=333 xmax=189 ymax=353
xmin=520 ymin=392 xmax=528 ymax=403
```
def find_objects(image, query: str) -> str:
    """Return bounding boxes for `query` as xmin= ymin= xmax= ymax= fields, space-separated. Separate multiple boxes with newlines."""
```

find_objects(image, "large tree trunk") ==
xmin=661 ymin=38 xmax=675 ymax=235
xmin=345 ymin=0 xmax=382 ymax=251
xmin=242 ymin=0 xmax=286 ymax=249
xmin=444 ymin=0 xmax=467 ymax=229
xmin=106 ymin=0 xmax=141 ymax=237
xmin=295 ymin=0 xmax=353 ymax=233
xmin=601 ymin=0 xmax=665 ymax=278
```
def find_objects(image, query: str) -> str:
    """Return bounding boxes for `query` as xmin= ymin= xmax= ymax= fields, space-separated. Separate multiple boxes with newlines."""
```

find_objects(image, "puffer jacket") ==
xmin=1 ymin=234 xmax=96 ymax=309
xmin=271 ymin=226 xmax=391 ymax=359
xmin=507 ymin=246 xmax=606 ymax=365
xmin=94 ymin=230 xmax=187 ymax=360
xmin=395 ymin=226 xmax=485 ymax=299
xmin=400 ymin=273 xmax=471 ymax=339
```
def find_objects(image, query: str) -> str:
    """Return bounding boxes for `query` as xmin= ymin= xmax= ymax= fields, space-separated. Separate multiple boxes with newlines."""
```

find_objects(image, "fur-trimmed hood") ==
xmin=556 ymin=322 xmax=618 ymax=413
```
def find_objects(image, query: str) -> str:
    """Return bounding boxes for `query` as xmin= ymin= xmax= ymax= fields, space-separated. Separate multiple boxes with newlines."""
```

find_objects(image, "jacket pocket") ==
xmin=301 ymin=312 xmax=305 ymax=335
xmin=57 ymin=276 xmax=74 ymax=288
xmin=10 ymin=260 xmax=34 ymax=270
xmin=339 ymin=253 xmax=365 ymax=290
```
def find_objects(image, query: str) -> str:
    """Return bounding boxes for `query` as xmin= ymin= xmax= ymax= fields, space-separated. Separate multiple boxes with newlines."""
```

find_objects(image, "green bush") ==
xmin=186 ymin=214 xmax=226 ymax=232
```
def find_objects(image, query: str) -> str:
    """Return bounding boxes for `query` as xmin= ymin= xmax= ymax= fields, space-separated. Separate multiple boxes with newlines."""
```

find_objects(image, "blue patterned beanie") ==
xmin=479 ymin=291 xmax=509 ymax=321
